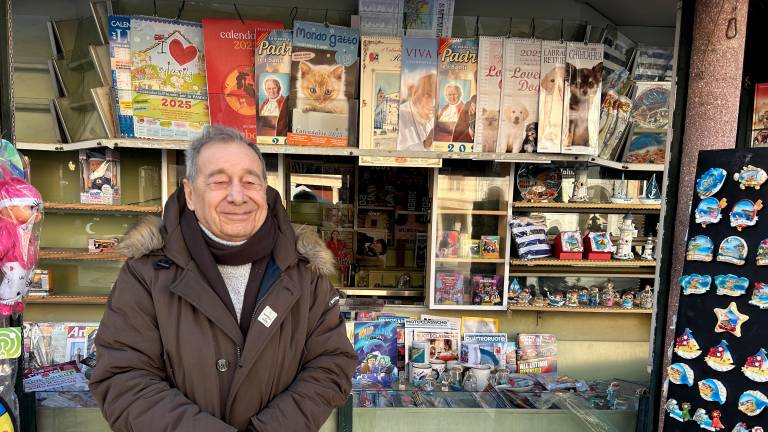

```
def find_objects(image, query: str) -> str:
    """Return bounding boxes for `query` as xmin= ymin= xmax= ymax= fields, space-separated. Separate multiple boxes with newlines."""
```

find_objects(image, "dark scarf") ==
xmin=178 ymin=188 xmax=279 ymax=335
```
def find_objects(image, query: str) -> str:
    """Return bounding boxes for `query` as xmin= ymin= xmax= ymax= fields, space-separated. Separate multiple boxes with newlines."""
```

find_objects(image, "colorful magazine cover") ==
xmin=353 ymin=321 xmax=399 ymax=388
xmin=461 ymin=333 xmax=510 ymax=367
xmin=108 ymin=15 xmax=134 ymax=137
xmin=377 ymin=315 xmax=408 ymax=370
xmin=435 ymin=272 xmax=464 ymax=304
xmin=255 ymin=29 xmax=293 ymax=145
xmin=562 ymin=42 xmax=604 ymax=155
xmin=497 ymin=38 xmax=540 ymax=153
xmin=537 ymin=41 xmax=566 ymax=153
xmin=397 ymin=37 xmax=438 ymax=151
xmin=433 ymin=37 xmax=478 ymax=152
xmin=481 ymin=235 xmax=500 ymax=258
xmin=413 ymin=330 xmax=459 ymax=361
xmin=129 ymin=16 xmax=209 ymax=140
xmin=404 ymin=319 xmax=451 ymax=364
xmin=474 ymin=36 xmax=504 ymax=153
xmin=288 ymin=21 xmax=360 ymax=147
xmin=360 ymin=36 xmax=402 ymax=150
xmin=471 ymin=274 xmax=503 ymax=306
xmin=403 ymin=0 xmax=454 ymax=38
xmin=202 ymin=18 xmax=283 ymax=141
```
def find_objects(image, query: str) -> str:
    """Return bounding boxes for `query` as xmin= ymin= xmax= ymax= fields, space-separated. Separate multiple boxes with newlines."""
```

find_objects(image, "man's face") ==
xmin=183 ymin=141 xmax=268 ymax=242
xmin=265 ymin=81 xmax=280 ymax=100
xmin=446 ymin=87 xmax=460 ymax=105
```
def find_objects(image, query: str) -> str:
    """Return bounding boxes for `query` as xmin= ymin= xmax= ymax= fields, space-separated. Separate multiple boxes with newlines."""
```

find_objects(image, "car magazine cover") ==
xmin=255 ymin=29 xmax=293 ymax=144
xmin=433 ymin=37 xmax=478 ymax=152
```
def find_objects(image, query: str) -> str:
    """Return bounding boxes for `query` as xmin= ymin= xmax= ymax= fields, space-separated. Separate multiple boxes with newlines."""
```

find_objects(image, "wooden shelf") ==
xmin=340 ymin=288 xmax=424 ymax=297
xmin=507 ymin=304 xmax=653 ymax=314
xmin=511 ymin=202 xmax=661 ymax=214
xmin=510 ymin=259 xmax=657 ymax=267
xmin=436 ymin=257 xmax=506 ymax=263
xmin=26 ymin=295 xmax=108 ymax=305
xmin=45 ymin=202 xmax=162 ymax=214
xmin=438 ymin=209 xmax=508 ymax=215
xmin=358 ymin=205 xmax=394 ymax=211
xmin=40 ymin=248 xmax=126 ymax=261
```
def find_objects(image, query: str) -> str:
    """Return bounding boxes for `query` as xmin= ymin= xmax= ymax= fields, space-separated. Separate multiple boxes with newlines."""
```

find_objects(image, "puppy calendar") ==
xmin=474 ymin=37 xmax=504 ymax=153
xmin=561 ymin=42 xmax=604 ymax=155
xmin=537 ymin=41 xmax=567 ymax=153
xmin=497 ymin=38 xmax=540 ymax=154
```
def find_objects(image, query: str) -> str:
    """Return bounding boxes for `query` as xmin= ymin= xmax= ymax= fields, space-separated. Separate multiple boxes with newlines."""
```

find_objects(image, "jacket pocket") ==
xmin=163 ymin=351 xmax=177 ymax=388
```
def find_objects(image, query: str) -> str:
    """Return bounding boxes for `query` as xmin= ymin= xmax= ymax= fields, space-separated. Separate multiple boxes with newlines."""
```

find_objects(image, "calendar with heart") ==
xmin=129 ymin=16 xmax=210 ymax=140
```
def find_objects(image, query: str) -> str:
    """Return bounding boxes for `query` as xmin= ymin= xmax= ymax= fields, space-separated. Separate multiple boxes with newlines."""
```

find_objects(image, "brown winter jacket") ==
xmin=89 ymin=189 xmax=356 ymax=432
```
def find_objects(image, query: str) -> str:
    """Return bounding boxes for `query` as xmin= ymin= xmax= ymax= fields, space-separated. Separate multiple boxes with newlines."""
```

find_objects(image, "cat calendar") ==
xmin=287 ymin=21 xmax=360 ymax=147
xmin=561 ymin=42 xmax=603 ymax=155
xmin=397 ymin=37 xmax=438 ymax=152
xmin=537 ymin=41 xmax=567 ymax=153
xmin=474 ymin=36 xmax=504 ymax=153
xmin=433 ymin=37 xmax=478 ymax=153
xmin=254 ymin=29 xmax=293 ymax=145
xmin=497 ymin=38 xmax=540 ymax=154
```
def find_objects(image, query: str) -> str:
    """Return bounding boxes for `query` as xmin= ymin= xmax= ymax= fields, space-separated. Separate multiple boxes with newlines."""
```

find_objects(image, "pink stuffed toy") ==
xmin=0 ymin=171 xmax=42 ymax=315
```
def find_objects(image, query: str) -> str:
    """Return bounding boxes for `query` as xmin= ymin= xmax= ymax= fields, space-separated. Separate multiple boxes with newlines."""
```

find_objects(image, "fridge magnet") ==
xmin=687 ymin=235 xmax=714 ymax=262
xmin=680 ymin=274 xmax=712 ymax=295
xmin=714 ymin=274 xmax=749 ymax=297
xmin=698 ymin=378 xmax=727 ymax=404
xmin=757 ymin=239 xmax=768 ymax=266
xmin=696 ymin=198 xmax=728 ymax=228
xmin=717 ymin=237 xmax=748 ymax=265
xmin=668 ymin=363 xmax=695 ymax=386
xmin=731 ymin=199 xmax=764 ymax=231
xmin=666 ymin=399 xmax=691 ymax=422
xmin=705 ymin=340 xmax=736 ymax=372
xmin=714 ymin=302 xmax=750 ymax=337
xmin=675 ymin=328 xmax=702 ymax=359
xmin=693 ymin=408 xmax=725 ymax=431
xmin=730 ymin=423 xmax=761 ymax=432
xmin=696 ymin=168 xmax=727 ymax=198
xmin=733 ymin=165 xmax=767 ymax=190
xmin=739 ymin=391 xmax=768 ymax=416
xmin=749 ymin=282 xmax=768 ymax=309
xmin=742 ymin=348 xmax=768 ymax=382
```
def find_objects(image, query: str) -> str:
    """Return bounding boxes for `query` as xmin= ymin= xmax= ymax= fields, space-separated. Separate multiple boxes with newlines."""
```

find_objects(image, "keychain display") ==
xmin=730 ymin=199 xmax=764 ymax=231
xmin=742 ymin=349 xmax=768 ymax=382
xmin=669 ymin=363 xmax=695 ymax=386
xmin=738 ymin=391 xmax=768 ymax=416
xmin=733 ymin=165 xmax=767 ymax=190
xmin=696 ymin=198 xmax=728 ymax=227
xmin=688 ymin=235 xmax=715 ymax=262
xmin=749 ymin=283 xmax=768 ymax=309
xmin=714 ymin=302 xmax=750 ymax=337
xmin=675 ymin=328 xmax=703 ymax=359
xmin=717 ymin=237 xmax=748 ymax=265
xmin=681 ymin=274 xmax=712 ymax=295
xmin=705 ymin=340 xmax=736 ymax=372
xmin=697 ymin=168 xmax=728 ymax=198
xmin=715 ymin=275 xmax=749 ymax=297
xmin=699 ymin=378 xmax=728 ymax=404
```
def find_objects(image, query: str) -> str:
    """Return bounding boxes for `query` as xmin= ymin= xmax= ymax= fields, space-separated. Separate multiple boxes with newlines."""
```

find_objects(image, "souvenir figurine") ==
xmin=668 ymin=363 xmax=695 ymax=386
xmin=739 ymin=391 xmax=768 ymax=416
xmin=640 ymin=237 xmax=656 ymax=261
xmin=508 ymin=278 xmax=522 ymax=304
xmin=733 ymin=165 xmax=768 ymax=190
xmin=578 ymin=288 xmax=589 ymax=305
xmin=666 ymin=399 xmax=686 ymax=422
xmin=681 ymin=402 xmax=693 ymax=422
xmin=600 ymin=280 xmax=617 ymax=307
xmin=731 ymin=199 xmax=764 ymax=231
xmin=714 ymin=274 xmax=749 ymax=297
xmin=749 ymin=282 xmax=768 ymax=309
xmin=680 ymin=274 xmax=712 ymax=295
xmin=694 ymin=408 xmax=717 ymax=431
xmin=696 ymin=197 xmax=728 ymax=228
xmin=699 ymin=378 xmax=728 ymax=404
xmin=566 ymin=289 xmax=579 ymax=307
xmin=714 ymin=302 xmax=750 ymax=337
xmin=717 ymin=237 xmax=748 ymax=265
xmin=675 ymin=328 xmax=703 ymax=359
xmin=547 ymin=290 xmax=566 ymax=307
xmin=742 ymin=348 xmax=768 ymax=382
xmin=639 ymin=285 xmax=654 ymax=309
xmin=588 ymin=286 xmax=600 ymax=306
xmin=613 ymin=213 xmax=638 ymax=260
xmin=687 ymin=235 xmax=715 ymax=262
xmin=711 ymin=411 xmax=725 ymax=431
xmin=640 ymin=174 xmax=662 ymax=204
xmin=531 ymin=293 xmax=546 ymax=307
xmin=696 ymin=167 xmax=727 ymax=198
xmin=621 ymin=292 xmax=634 ymax=309
xmin=705 ymin=340 xmax=736 ymax=372
xmin=569 ymin=166 xmax=590 ymax=203
xmin=610 ymin=173 xmax=632 ymax=204
xmin=757 ymin=239 xmax=768 ymax=266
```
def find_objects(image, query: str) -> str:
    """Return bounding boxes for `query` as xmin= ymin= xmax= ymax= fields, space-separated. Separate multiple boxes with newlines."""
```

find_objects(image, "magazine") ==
xmin=561 ymin=42 xmax=604 ymax=155
xmin=255 ymin=29 xmax=293 ymax=145
xmin=537 ymin=41 xmax=566 ymax=153
xmin=397 ymin=37 xmax=438 ymax=151
xmin=497 ymin=38 xmax=540 ymax=153
xmin=433 ymin=37 xmax=478 ymax=152
xmin=360 ymin=36 xmax=402 ymax=150
xmin=404 ymin=319 xmax=452 ymax=364
xmin=129 ymin=16 xmax=209 ymax=140
xmin=202 ymin=18 xmax=283 ymax=141
xmin=377 ymin=315 xmax=408 ymax=370
xmin=107 ymin=15 xmax=133 ymax=137
xmin=474 ymin=36 xmax=504 ymax=153
xmin=353 ymin=321 xmax=399 ymax=388
xmin=288 ymin=21 xmax=360 ymax=147
xmin=434 ymin=272 xmax=464 ymax=305
xmin=470 ymin=274 xmax=502 ymax=306
xmin=413 ymin=330 xmax=460 ymax=361
xmin=621 ymin=81 xmax=670 ymax=164
xmin=420 ymin=314 xmax=461 ymax=330
xmin=461 ymin=333 xmax=511 ymax=367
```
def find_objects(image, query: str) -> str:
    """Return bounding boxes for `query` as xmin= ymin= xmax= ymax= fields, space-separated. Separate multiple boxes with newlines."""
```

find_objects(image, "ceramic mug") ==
xmin=472 ymin=365 xmax=492 ymax=391
xmin=429 ymin=359 xmax=446 ymax=379
xmin=410 ymin=362 xmax=432 ymax=385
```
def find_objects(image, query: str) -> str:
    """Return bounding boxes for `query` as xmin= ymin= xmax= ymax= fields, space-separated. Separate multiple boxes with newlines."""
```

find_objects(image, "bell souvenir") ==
xmin=675 ymin=328 xmax=702 ymax=359
xmin=730 ymin=199 xmax=764 ymax=231
xmin=639 ymin=285 xmax=654 ymax=309
xmin=687 ymin=235 xmax=715 ymax=262
xmin=613 ymin=213 xmax=638 ymax=260
xmin=749 ymin=282 xmax=768 ymax=309
xmin=738 ymin=391 xmax=768 ymax=416
xmin=705 ymin=340 xmax=736 ymax=372
xmin=696 ymin=167 xmax=727 ymax=198
xmin=698 ymin=378 xmax=728 ymax=404
xmin=742 ymin=348 xmax=768 ymax=382
xmin=680 ymin=274 xmax=712 ymax=295
xmin=716 ymin=236 xmax=748 ymax=265
xmin=714 ymin=274 xmax=749 ymax=297
xmin=695 ymin=197 xmax=728 ymax=228
xmin=733 ymin=165 xmax=768 ymax=190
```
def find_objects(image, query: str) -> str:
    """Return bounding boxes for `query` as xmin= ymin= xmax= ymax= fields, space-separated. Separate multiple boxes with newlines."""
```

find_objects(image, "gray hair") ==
xmin=185 ymin=125 xmax=267 ymax=182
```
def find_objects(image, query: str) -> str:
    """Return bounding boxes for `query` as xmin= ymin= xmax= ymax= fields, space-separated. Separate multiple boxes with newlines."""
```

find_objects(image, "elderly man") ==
xmin=259 ymin=78 xmax=285 ymax=117
xmin=90 ymin=126 xmax=355 ymax=432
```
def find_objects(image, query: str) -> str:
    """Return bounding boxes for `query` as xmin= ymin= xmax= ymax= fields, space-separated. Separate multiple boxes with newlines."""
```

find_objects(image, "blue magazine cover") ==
xmin=353 ymin=321 xmax=399 ymax=388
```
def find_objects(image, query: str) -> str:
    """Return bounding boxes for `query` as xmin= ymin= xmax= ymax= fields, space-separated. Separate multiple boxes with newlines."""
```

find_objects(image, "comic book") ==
xmin=561 ymin=42 xmax=604 ymax=155
xmin=434 ymin=272 xmax=464 ymax=305
xmin=474 ymin=36 xmax=504 ymax=153
xmin=537 ymin=41 xmax=567 ymax=153
xmin=433 ymin=37 xmax=478 ymax=152
xmin=360 ymin=36 xmax=402 ymax=150
xmin=497 ymin=38 xmax=540 ymax=154
xmin=129 ymin=16 xmax=209 ymax=140
xmin=108 ymin=15 xmax=133 ymax=137
xmin=470 ymin=274 xmax=503 ymax=306
xmin=377 ymin=315 xmax=408 ymax=370
xmin=255 ymin=29 xmax=293 ymax=145
xmin=353 ymin=321 xmax=399 ymax=388
xmin=202 ymin=18 xmax=283 ymax=141
xmin=397 ymin=37 xmax=438 ymax=151
xmin=288 ymin=21 xmax=360 ymax=147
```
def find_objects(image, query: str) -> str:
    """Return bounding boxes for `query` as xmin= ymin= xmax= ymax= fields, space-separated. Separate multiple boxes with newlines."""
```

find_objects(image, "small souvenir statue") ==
xmin=397 ymin=273 xmax=411 ymax=289
xmin=696 ymin=167 xmax=727 ymax=198
xmin=641 ymin=237 xmax=656 ymax=261
xmin=696 ymin=197 xmax=728 ymax=228
xmin=546 ymin=290 xmax=566 ymax=307
xmin=639 ymin=285 xmax=654 ymax=309
xmin=569 ymin=166 xmax=590 ymax=203
xmin=717 ymin=237 xmax=748 ymax=265
xmin=578 ymin=288 xmax=589 ymax=305
xmin=714 ymin=274 xmax=749 ymax=297
xmin=588 ymin=286 xmax=600 ymax=306
xmin=613 ymin=213 xmax=638 ymax=260
xmin=699 ymin=378 xmax=728 ymax=404
xmin=756 ymin=239 xmax=768 ymax=266
xmin=668 ymin=363 xmax=695 ymax=386
xmin=675 ymin=328 xmax=703 ymax=359
xmin=666 ymin=398 xmax=686 ymax=422
xmin=733 ymin=165 xmax=768 ymax=190
xmin=714 ymin=302 xmax=750 ymax=337
xmin=749 ymin=282 xmax=768 ymax=309
xmin=730 ymin=199 xmax=764 ymax=231
xmin=638 ymin=174 xmax=662 ymax=204
xmin=680 ymin=274 xmax=712 ymax=295
xmin=600 ymin=280 xmax=617 ymax=307
xmin=621 ymin=292 xmax=634 ymax=309
xmin=508 ymin=278 xmax=522 ymax=304
xmin=705 ymin=340 xmax=736 ymax=372
xmin=519 ymin=285 xmax=533 ymax=304
xmin=687 ymin=235 xmax=715 ymax=262
xmin=566 ymin=289 xmax=579 ymax=307
xmin=742 ymin=348 xmax=768 ymax=382
xmin=610 ymin=174 xmax=632 ymax=204
xmin=531 ymin=290 xmax=546 ymax=307
xmin=738 ymin=391 xmax=768 ymax=416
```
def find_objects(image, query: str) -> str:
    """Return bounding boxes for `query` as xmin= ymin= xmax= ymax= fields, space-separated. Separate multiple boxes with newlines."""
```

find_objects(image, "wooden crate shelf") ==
xmin=44 ymin=202 xmax=162 ymax=214
xmin=26 ymin=295 xmax=109 ymax=305
xmin=40 ymin=248 xmax=126 ymax=261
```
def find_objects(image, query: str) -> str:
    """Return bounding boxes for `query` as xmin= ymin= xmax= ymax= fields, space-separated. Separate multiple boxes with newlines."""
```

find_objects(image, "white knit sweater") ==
xmin=200 ymin=224 xmax=251 ymax=321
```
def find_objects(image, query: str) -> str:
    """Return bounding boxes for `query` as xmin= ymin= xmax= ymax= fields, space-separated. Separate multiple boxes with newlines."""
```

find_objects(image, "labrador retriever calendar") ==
xmin=497 ymin=38 xmax=540 ymax=154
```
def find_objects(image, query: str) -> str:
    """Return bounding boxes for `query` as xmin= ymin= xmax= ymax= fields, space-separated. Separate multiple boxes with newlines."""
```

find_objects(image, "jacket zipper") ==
xmin=236 ymin=345 xmax=242 ymax=368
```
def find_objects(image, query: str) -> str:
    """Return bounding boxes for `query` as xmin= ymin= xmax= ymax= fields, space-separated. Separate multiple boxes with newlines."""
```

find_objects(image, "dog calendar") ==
xmin=536 ymin=41 xmax=567 ymax=153
xmin=433 ymin=37 xmax=478 ymax=152
xmin=474 ymin=37 xmax=504 ymax=153
xmin=497 ymin=38 xmax=540 ymax=154
xmin=561 ymin=42 xmax=604 ymax=155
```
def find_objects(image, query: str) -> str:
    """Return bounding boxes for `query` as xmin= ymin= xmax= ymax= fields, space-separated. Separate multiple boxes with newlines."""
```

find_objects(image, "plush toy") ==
xmin=0 ymin=170 xmax=42 ymax=316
